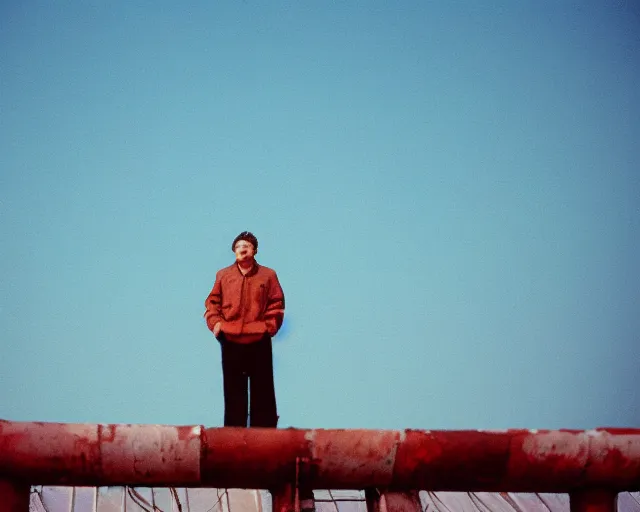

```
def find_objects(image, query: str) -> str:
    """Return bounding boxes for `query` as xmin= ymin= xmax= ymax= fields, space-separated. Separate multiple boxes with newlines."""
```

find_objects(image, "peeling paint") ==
xmin=304 ymin=430 xmax=316 ymax=454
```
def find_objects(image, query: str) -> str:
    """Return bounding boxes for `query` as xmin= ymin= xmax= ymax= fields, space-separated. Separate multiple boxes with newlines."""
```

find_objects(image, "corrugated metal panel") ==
xmin=420 ymin=491 xmax=567 ymax=512
xmin=29 ymin=488 xmax=640 ymax=512
xmin=314 ymin=490 xmax=367 ymax=512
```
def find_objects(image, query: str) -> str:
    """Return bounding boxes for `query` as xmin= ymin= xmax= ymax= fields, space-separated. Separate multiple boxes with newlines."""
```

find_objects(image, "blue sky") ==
xmin=1 ymin=1 xmax=638 ymax=430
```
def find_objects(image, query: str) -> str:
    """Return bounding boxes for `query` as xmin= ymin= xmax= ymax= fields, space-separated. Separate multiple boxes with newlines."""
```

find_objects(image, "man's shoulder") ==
xmin=216 ymin=263 xmax=238 ymax=276
xmin=257 ymin=264 xmax=278 ymax=277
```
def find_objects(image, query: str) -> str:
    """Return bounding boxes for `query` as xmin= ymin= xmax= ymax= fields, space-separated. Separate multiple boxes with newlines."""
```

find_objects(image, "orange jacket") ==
xmin=204 ymin=262 xmax=285 ymax=344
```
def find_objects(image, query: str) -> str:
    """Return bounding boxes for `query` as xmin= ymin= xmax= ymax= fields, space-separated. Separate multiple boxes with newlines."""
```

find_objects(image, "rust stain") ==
xmin=176 ymin=425 xmax=199 ymax=442
xmin=310 ymin=429 xmax=401 ymax=488
xmin=100 ymin=424 xmax=117 ymax=444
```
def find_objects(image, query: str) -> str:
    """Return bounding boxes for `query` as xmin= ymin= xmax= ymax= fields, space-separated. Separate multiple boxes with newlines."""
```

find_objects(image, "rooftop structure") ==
xmin=1 ymin=420 xmax=639 ymax=511
xmin=25 ymin=487 xmax=640 ymax=512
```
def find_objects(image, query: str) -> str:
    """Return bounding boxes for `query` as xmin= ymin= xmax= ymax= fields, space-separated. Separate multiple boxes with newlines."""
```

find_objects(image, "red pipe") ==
xmin=1 ymin=420 xmax=639 ymax=492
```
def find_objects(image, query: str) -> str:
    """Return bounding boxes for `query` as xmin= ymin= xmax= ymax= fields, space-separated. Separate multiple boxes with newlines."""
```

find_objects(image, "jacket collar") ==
xmin=235 ymin=260 xmax=259 ymax=277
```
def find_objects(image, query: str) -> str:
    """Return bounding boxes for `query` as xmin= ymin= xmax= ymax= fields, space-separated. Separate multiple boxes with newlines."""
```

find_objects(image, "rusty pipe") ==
xmin=0 ymin=420 xmax=639 ymax=492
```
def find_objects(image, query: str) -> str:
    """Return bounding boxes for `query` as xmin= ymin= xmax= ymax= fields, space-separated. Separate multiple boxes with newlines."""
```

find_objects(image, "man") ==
xmin=204 ymin=231 xmax=284 ymax=427
xmin=204 ymin=233 xmax=315 ymax=511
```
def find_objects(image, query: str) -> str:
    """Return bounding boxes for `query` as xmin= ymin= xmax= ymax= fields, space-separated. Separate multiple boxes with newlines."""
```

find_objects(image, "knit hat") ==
xmin=231 ymin=231 xmax=258 ymax=252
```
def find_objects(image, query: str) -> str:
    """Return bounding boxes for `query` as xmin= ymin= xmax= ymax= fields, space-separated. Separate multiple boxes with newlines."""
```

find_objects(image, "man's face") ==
xmin=234 ymin=240 xmax=256 ymax=263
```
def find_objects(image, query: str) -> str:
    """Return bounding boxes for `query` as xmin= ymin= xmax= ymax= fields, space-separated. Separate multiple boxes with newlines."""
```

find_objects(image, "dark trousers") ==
xmin=220 ymin=335 xmax=313 ymax=505
xmin=220 ymin=334 xmax=278 ymax=428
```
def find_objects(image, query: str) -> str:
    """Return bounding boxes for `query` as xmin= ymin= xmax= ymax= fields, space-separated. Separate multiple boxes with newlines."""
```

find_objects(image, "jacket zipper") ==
xmin=239 ymin=274 xmax=246 ymax=333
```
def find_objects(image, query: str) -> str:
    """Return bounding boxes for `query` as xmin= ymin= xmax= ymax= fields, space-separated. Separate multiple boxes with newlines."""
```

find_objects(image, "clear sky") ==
xmin=1 ymin=1 xmax=639 ymax=431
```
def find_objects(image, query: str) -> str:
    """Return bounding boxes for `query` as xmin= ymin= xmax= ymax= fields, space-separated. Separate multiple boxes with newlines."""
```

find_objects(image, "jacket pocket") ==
xmin=258 ymin=283 xmax=267 ymax=312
